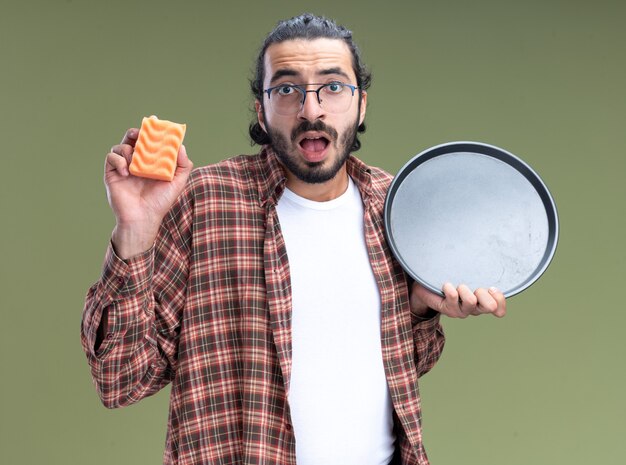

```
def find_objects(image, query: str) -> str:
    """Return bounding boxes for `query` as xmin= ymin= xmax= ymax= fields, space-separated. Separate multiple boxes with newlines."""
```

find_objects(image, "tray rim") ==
xmin=383 ymin=141 xmax=559 ymax=298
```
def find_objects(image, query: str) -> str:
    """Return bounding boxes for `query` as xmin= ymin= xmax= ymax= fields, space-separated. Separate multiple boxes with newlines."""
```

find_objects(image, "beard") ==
xmin=265 ymin=117 xmax=359 ymax=184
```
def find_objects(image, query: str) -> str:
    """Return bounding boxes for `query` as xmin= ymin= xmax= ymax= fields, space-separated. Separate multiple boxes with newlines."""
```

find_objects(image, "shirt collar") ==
xmin=255 ymin=146 xmax=288 ymax=208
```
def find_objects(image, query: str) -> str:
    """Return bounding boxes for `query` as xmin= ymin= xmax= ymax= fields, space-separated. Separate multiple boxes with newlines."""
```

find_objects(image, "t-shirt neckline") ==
xmin=280 ymin=177 xmax=356 ymax=211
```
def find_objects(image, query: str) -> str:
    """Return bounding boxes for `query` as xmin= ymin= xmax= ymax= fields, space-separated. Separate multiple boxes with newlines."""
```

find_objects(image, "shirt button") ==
xmin=285 ymin=423 xmax=292 ymax=431
xmin=116 ymin=277 xmax=125 ymax=286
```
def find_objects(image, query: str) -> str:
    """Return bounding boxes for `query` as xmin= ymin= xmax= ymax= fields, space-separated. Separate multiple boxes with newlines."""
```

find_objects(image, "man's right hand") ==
xmin=104 ymin=127 xmax=193 ymax=259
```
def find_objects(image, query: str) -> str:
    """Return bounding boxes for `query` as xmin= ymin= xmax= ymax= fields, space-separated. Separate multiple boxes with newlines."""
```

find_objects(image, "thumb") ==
xmin=412 ymin=282 xmax=444 ymax=313
xmin=170 ymin=144 xmax=194 ymax=189
xmin=177 ymin=144 xmax=193 ymax=170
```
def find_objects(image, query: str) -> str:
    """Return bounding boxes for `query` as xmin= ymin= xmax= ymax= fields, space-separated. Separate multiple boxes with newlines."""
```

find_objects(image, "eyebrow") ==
xmin=269 ymin=67 xmax=352 ymax=85
xmin=318 ymin=67 xmax=351 ymax=81
xmin=269 ymin=69 xmax=298 ymax=84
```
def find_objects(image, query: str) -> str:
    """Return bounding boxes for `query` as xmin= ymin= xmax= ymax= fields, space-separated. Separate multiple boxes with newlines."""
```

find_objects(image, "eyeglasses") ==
xmin=263 ymin=82 xmax=359 ymax=116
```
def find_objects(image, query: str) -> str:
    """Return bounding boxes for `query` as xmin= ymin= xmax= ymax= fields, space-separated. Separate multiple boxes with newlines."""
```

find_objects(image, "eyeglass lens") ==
xmin=268 ymin=84 xmax=355 ymax=115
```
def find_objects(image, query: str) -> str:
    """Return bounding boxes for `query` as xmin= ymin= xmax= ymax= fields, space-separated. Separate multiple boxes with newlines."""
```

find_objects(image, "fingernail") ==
xmin=489 ymin=287 xmax=499 ymax=294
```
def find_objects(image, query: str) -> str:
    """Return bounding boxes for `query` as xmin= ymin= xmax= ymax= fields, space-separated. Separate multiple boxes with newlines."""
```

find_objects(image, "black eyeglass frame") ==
xmin=263 ymin=82 xmax=360 ymax=113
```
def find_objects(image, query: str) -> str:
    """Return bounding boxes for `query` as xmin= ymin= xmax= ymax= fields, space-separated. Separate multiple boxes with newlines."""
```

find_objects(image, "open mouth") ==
xmin=299 ymin=136 xmax=329 ymax=152
xmin=297 ymin=132 xmax=331 ymax=162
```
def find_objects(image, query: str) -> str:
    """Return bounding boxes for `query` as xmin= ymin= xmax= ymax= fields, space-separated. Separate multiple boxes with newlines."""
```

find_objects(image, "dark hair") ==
xmin=249 ymin=13 xmax=372 ymax=151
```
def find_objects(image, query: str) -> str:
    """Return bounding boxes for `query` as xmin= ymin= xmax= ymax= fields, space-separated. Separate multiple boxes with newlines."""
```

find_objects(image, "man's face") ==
xmin=256 ymin=38 xmax=367 ymax=185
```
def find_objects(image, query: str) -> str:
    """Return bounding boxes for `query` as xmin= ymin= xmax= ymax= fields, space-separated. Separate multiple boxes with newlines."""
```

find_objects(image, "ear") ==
xmin=358 ymin=91 xmax=367 ymax=126
xmin=255 ymin=99 xmax=267 ymax=132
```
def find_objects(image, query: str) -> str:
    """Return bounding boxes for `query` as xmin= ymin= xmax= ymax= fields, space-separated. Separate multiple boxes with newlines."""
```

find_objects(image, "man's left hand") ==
xmin=410 ymin=282 xmax=506 ymax=319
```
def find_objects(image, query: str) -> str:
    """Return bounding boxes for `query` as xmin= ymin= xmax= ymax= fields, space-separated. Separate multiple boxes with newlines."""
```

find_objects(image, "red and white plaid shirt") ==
xmin=81 ymin=146 xmax=445 ymax=465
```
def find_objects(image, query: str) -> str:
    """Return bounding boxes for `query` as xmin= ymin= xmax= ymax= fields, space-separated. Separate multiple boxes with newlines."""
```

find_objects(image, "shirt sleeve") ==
xmin=80 ymin=183 xmax=194 ymax=409
xmin=412 ymin=311 xmax=445 ymax=378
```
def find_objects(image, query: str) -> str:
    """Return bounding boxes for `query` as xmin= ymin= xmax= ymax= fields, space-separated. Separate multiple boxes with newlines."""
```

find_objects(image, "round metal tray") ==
xmin=384 ymin=141 xmax=559 ymax=298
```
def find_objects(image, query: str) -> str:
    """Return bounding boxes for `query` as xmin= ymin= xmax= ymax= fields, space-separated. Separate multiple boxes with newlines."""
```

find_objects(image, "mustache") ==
xmin=290 ymin=121 xmax=338 ymax=143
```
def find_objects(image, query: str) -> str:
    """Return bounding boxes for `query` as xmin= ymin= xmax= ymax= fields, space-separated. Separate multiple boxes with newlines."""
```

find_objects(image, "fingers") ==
xmin=439 ymin=283 xmax=507 ymax=319
xmin=109 ymin=128 xmax=139 ymax=170
xmin=105 ymin=151 xmax=129 ymax=177
xmin=458 ymin=284 xmax=477 ymax=315
xmin=474 ymin=288 xmax=497 ymax=313
xmin=120 ymin=127 xmax=139 ymax=146
xmin=471 ymin=287 xmax=506 ymax=317
xmin=410 ymin=281 xmax=507 ymax=320
xmin=110 ymin=142 xmax=134 ymax=165
xmin=106 ymin=139 xmax=134 ymax=179
xmin=488 ymin=287 xmax=506 ymax=317
xmin=440 ymin=283 xmax=466 ymax=318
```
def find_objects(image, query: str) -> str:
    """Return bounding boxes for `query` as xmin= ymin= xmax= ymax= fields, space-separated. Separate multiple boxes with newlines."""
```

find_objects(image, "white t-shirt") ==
xmin=276 ymin=177 xmax=395 ymax=465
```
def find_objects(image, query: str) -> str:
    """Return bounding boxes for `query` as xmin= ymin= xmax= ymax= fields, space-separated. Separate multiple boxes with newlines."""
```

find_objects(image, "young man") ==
xmin=82 ymin=13 xmax=505 ymax=465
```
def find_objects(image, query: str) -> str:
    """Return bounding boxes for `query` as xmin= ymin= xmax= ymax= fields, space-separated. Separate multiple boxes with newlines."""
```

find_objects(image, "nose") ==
xmin=297 ymin=89 xmax=325 ymax=122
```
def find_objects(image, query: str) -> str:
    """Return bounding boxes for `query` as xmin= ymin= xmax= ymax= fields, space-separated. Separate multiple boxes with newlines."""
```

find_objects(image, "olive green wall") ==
xmin=1 ymin=0 xmax=624 ymax=464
